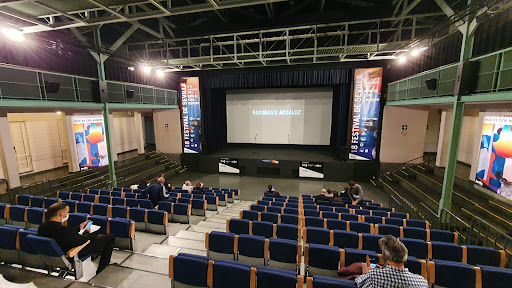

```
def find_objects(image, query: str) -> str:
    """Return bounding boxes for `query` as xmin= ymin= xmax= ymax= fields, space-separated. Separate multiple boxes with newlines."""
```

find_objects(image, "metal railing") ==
xmin=387 ymin=46 xmax=512 ymax=101
xmin=0 ymin=64 xmax=178 ymax=105
xmin=375 ymin=154 xmax=434 ymax=180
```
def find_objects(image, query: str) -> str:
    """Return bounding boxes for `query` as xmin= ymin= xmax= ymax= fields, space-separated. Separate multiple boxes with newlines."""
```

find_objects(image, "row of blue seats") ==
xmin=256 ymin=200 xmax=391 ymax=214
xmin=169 ymin=253 xmax=304 ymax=288
xmin=263 ymin=196 xmax=381 ymax=208
xmin=85 ymin=189 xmax=144 ymax=198
xmin=241 ymin=211 xmax=457 ymax=244
xmin=173 ymin=186 xmax=241 ymax=199
xmin=170 ymin=189 xmax=236 ymax=203
xmin=0 ymin=225 xmax=96 ymax=279
xmin=110 ymin=187 xmax=144 ymax=193
xmin=227 ymin=219 xmax=504 ymax=268
xmin=18 ymin=194 xmax=153 ymax=208
xmin=166 ymin=192 xmax=224 ymax=208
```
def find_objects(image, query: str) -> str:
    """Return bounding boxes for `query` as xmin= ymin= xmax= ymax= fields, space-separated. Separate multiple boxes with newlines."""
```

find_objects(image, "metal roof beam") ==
xmin=70 ymin=27 xmax=100 ymax=62
xmin=103 ymin=24 xmax=138 ymax=61
xmin=86 ymin=0 xmax=127 ymax=20
xmin=0 ymin=5 xmax=48 ymax=26
xmin=32 ymin=1 xmax=87 ymax=24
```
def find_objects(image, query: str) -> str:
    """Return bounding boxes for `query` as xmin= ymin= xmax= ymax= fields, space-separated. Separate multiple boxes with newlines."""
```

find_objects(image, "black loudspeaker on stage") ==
xmin=126 ymin=89 xmax=135 ymax=99
xmin=92 ymin=80 xmax=108 ymax=103
xmin=44 ymin=81 xmax=60 ymax=93
xmin=425 ymin=78 xmax=437 ymax=91
xmin=454 ymin=61 xmax=480 ymax=96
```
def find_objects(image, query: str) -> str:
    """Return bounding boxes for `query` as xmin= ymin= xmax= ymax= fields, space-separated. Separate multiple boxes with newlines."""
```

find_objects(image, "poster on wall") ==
xmin=349 ymin=67 xmax=383 ymax=161
xmin=475 ymin=114 xmax=512 ymax=200
xmin=299 ymin=161 xmax=324 ymax=179
xmin=219 ymin=158 xmax=240 ymax=174
xmin=73 ymin=115 xmax=108 ymax=168
xmin=180 ymin=77 xmax=202 ymax=153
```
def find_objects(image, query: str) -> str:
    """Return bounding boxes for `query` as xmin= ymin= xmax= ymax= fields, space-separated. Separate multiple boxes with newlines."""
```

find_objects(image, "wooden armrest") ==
xmin=66 ymin=240 xmax=90 ymax=258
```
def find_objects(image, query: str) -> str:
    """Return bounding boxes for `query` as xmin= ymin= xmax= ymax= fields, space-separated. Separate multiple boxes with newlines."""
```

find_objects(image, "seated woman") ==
xmin=192 ymin=181 xmax=204 ymax=194
xmin=264 ymin=184 xmax=280 ymax=197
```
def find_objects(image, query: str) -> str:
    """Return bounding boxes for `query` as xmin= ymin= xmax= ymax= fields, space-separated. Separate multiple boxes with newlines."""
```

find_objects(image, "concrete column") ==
xmin=108 ymin=113 xmax=118 ymax=161
xmin=65 ymin=114 xmax=80 ymax=173
xmin=0 ymin=112 xmax=21 ymax=187
xmin=103 ymin=104 xmax=117 ymax=187
xmin=134 ymin=112 xmax=145 ymax=154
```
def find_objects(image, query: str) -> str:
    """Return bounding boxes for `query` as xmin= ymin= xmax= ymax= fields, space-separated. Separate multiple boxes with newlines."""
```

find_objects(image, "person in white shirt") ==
xmin=182 ymin=181 xmax=193 ymax=192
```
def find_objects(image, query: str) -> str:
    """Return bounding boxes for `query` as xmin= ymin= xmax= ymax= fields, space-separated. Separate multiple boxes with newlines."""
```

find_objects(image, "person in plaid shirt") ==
xmin=355 ymin=235 xmax=428 ymax=288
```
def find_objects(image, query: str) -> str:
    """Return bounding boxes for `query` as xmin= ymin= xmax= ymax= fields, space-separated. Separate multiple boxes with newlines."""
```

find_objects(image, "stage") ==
xmin=181 ymin=145 xmax=379 ymax=182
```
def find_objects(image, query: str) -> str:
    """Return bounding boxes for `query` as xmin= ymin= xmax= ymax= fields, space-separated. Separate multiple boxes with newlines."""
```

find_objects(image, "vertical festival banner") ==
xmin=349 ymin=67 xmax=383 ymax=160
xmin=72 ymin=115 xmax=108 ymax=167
xmin=180 ymin=77 xmax=202 ymax=153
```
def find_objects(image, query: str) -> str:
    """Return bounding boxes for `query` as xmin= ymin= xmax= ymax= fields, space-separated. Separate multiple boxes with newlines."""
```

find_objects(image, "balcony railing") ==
xmin=0 ymin=64 xmax=178 ymax=106
xmin=387 ymin=46 xmax=512 ymax=102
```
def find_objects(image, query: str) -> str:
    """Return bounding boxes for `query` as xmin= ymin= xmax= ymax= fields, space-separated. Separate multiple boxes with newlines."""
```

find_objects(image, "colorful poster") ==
xmin=349 ymin=67 xmax=383 ymax=160
xmin=475 ymin=114 xmax=512 ymax=200
xmin=180 ymin=77 xmax=202 ymax=153
xmin=72 ymin=115 xmax=108 ymax=168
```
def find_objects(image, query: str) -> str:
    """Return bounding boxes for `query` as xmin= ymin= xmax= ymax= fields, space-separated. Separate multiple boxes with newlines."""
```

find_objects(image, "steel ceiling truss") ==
xmin=0 ymin=0 xmax=289 ymax=33
xmin=126 ymin=12 xmax=444 ymax=71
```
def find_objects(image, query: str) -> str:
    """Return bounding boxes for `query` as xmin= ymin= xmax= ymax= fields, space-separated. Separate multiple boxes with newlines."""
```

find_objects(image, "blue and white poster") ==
xmin=180 ymin=77 xmax=202 ymax=153
xmin=349 ymin=67 xmax=383 ymax=160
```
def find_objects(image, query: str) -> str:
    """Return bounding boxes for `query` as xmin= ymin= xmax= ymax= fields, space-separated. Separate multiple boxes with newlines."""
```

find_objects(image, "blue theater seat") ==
xmin=124 ymin=192 xmax=137 ymax=199
xmin=430 ymin=229 xmax=457 ymax=243
xmin=257 ymin=200 xmax=271 ymax=206
xmin=276 ymin=224 xmax=301 ymax=241
xmin=256 ymin=266 xmax=303 ymax=288
xmin=286 ymin=203 xmax=300 ymax=209
xmin=111 ymin=191 xmax=123 ymax=198
xmin=375 ymin=224 xmax=401 ymax=237
xmin=427 ymin=260 xmax=477 ymax=288
xmin=57 ymin=191 xmax=71 ymax=200
xmin=26 ymin=207 xmax=45 ymax=229
xmin=268 ymin=238 xmax=301 ymax=272
xmin=267 ymin=206 xmax=283 ymax=214
xmin=431 ymin=241 xmax=464 ymax=262
xmin=178 ymin=197 xmax=191 ymax=204
xmin=303 ymin=204 xmax=318 ymax=211
xmin=406 ymin=219 xmax=429 ymax=229
xmin=283 ymin=207 xmax=299 ymax=216
xmin=111 ymin=205 xmax=129 ymax=219
xmin=82 ymin=194 xmax=97 ymax=203
xmin=274 ymin=198 xmax=287 ymax=203
xmin=317 ymin=201 xmax=330 ymax=206
xmin=99 ymin=190 xmax=111 ymax=196
xmin=306 ymin=244 xmax=340 ymax=277
xmin=340 ymin=213 xmax=359 ymax=222
xmin=112 ymin=196 xmax=126 ymax=206
xmin=191 ymin=199 xmax=206 ymax=216
xmin=241 ymin=210 xmax=260 ymax=221
xmin=304 ymin=216 xmax=326 ymax=228
xmin=326 ymin=219 xmax=347 ymax=231
xmin=206 ymin=231 xmax=237 ymax=261
xmin=172 ymin=203 xmax=191 ymax=224
xmin=334 ymin=207 xmax=351 ymax=214
xmin=342 ymin=248 xmax=379 ymax=267
xmin=108 ymin=218 xmax=135 ymax=251
xmin=304 ymin=209 xmax=321 ymax=218
xmin=18 ymin=228 xmax=46 ymax=269
xmin=63 ymin=200 xmax=77 ymax=213
xmin=0 ymin=226 xmax=20 ymax=264
xmin=92 ymin=203 xmax=110 ymax=217
xmin=332 ymin=230 xmax=360 ymax=249
xmin=361 ymin=233 xmax=383 ymax=253
xmin=88 ymin=215 xmax=109 ymax=234
xmin=211 ymin=260 xmax=253 ymax=288
xmin=362 ymin=215 xmax=382 ymax=225
xmin=237 ymin=234 xmax=267 ymax=266
xmin=307 ymin=276 xmax=357 ymax=288
xmin=377 ymin=207 xmax=393 ymax=212
xmin=70 ymin=193 xmax=83 ymax=201
xmin=16 ymin=195 xmax=31 ymax=206
xmin=157 ymin=201 xmax=173 ymax=222
xmin=88 ymin=189 xmax=100 ymax=195
xmin=466 ymin=245 xmax=506 ymax=267
xmin=30 ymin=196 xmax=44 ymax=208
xmin=147 ymin=210 xmax=167 ymax=234
xmin=252 ymin=221 xmax=274 ymax=238
xmin=67 ymin=213 xmax=88 ymax=228
xmin=216 ymin=193 xmax=227 ymax=206
xmin=281 ymin=214 xmax=299 ymax=225
xmin=318 ymin=205 xmax=334 ymax=212
xmin=98 ymin=195 xmax=111 ymax=205
xmin=322 ymin=211 xmax=341 ymax=220
xmin=170 ymin=253 xmax=210 ymax=288
xmin=304 ymin=227 xmax=331 ymax=245
xmin=405 ymin=256 xmax=427 ymax=278
xmin=138 ymin=199 xmax=154 ymax=209
xmin=480 ymin=265 xmax=512 ymax=288
xmin=402 ymin=226 xmax=429 ymax=241
xmin=125 ymin=198 xmax=139 ymax=208
xmin=205 ymin=195 xmax=218 ymax=210
xmin=76 ymin=201 xmax=93 ymax=214
xmin=0 ymin=203 xmax=7 ymax=225
xmin=9 ymin=205 xmax=27 ymax=227
xmin=43 ymin=197 xmax=61 ymax=208
xmin=348 ymin=221 xmax=371 ymax=233
xmin=271 ymin=201 xmax=285 ymax=207
xmin=129 ymin=208 xmax=147 ymax=231
xmin=371 ymin=210 xmax=388 ymax=217
xmin=389 ymin=211 xmax=408 ymax=219
xmin=354 ymin=209 xmax=371 ymax=216
xmin=383 ymin=216 xmax=404 ymax=226
xmin=250 ymin=204 xmax=266 ymax=212
xmin=347 ymin=204 xmax=361 ymax=210
xmin=228 ymin=219 xmax=251 ymax=235
xmin=260 ymin=212 xmax=280 ymax=224
xmin=400 ymin=238 xmax=430 ymax=259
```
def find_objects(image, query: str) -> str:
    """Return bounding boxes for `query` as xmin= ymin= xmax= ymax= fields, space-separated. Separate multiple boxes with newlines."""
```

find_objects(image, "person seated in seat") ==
xmin=330 ymin=191 xmax=343 ymax=203
xmin=182 ymin=181 xmax=193 ymax=192
xmin=314 ymin=189 xmax=331 ymax=203
xmin=355 ymin=235 xmax=428 ymax=287
xmin=346 ymin=180 xmax=364 ymax=206
xmin=158 ymin=173 xmax=171 ymax=189
xmin=264 ymin=184 xmax=280 ymax=197
xmin=38 ymin=202 xmax=116 ymax=275
xmin=192 ymin=181 xmax=205 ymax=194
xmin=144 ymin=177 xmax=168 ymax=207
xmin=137 ymin=178 xmax=148 ymax=189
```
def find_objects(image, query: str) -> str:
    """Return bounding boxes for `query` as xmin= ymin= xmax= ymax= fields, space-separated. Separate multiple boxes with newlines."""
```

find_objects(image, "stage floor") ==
xmin=208 ymin=145 xmax=338 ymax=162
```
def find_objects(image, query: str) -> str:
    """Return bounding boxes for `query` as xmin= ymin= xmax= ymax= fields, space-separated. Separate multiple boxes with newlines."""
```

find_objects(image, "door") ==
xmin=57 ymin=119 xmax=68 ymax=164
xmin=144 ymin=116 xmax=155 ymax=145
xmin=9 ymin=121 xmax=33 ymax=173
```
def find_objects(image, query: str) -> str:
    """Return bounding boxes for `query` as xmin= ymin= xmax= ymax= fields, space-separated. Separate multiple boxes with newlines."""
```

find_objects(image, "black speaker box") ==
xmin=126 ymin=89 xmax=135 ymax=99
xmin=425 ymin=78 xmax=437 ymax=91
xmin=44 ymin=81 xmax=60 ymax=93
xmin=454 ymin=61 xmax=480 ymax=96
xmin=92 ymin=80 xmax=108 ymax=103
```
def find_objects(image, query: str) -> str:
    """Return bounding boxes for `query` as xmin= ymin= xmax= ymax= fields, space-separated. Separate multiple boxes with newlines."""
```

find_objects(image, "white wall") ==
xmin=380 ymin=106 xmax=429 ymax=163
xmin=424 ymin=109 xmax=442 ymax=153
xmin=153 ymin=109 xmax=182 ymax=154
xmin=113 ymin=112 xmax=138 ymax=154
xmin=7 ymin=113 xmax=68 ymax=174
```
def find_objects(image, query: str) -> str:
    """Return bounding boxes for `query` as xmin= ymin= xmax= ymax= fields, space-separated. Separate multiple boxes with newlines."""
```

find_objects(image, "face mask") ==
xmin=61 ymin=214 xmax=69 ymax=223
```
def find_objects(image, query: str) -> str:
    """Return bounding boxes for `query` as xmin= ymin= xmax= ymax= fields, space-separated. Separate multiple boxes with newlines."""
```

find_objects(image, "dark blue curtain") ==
xmin=176 ymin=67 xmax=353 ymax=156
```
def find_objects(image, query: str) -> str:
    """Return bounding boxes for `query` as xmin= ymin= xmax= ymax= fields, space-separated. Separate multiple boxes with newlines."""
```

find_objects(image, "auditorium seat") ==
xmin=326 ymin=219 xmax=347 ymax=231
xmin=383 ymin=217 xmax=404 ymax=226
xmin=271 ymin=201 xmax=285 ymax=208
xmin=257 ymin=200 xmax=271 ymax=206
xmin=112 ymin=196 xmax=126 ymax=206
xmin=431 ymin=241 xmax=464 ymax=262
xmin=206 ymin=231 xmax=237 ymax=261
xmin=304 ymin=227 xmax=331 ymax=245
xmin=267 ymin=206 xmax=283 ymax=214
xmin=275 ymin=224 xmax=301 ymax=241
xmin=26 ymin=207 xmax=45 ymax=229
xmin=427 ymin=260 xmax=479 ymax=288
xmin=129 ymin=208 xmax=148 ymax=231
xmin=480 ymin=265 xmax=512 ymax=288
xmin=304 ymin=216 xmax=326 ymax=228
xmin=211 ymin=259 xmax=254 ymax=288
xmin=237 ymin=234 xmax=268 ymax=266
xmin=252 ymin=221 xmax=275 ymax=238
xmin=340 ymin=213 xmax=359 ymax=222
xmin=374 ymin=224 xmax=401 ymax=237
xmin=112 ymin=205 xmax=129 ymax=219
xmin=354 ymin=209 xmax=371 ymax=216
xmin=16 ymin=194 xmax=31 ymax=206
xmin=147 ymin=210 xmax=168 ymax=234
xmin=402 ymin=226 xmax=430 ymax=241
xmin=376 ymin=207 xmax=393 ymax=212
xmin=9 ymin=205 xmax=27 ymax=228
xmin=283 ymin=207 xmax=300 ymax=216
xmin=405 ymin=219 xmax=429 ymax=229
xmin=100 ymin=190 xmax=111 ymax=196
xmin=30 ymin=196 xmax=44 ymax=208
xmin=124 ymin=192 xmax=137 ymax=199
xmin=63 ymin=200 xmax=77 ymax=213
xmin=76 ymin=202 xmax=93 ymax=214
xmin=57 ymin=191 xmax=72 ymax=200
xmin=286 ymin=203 xmax=300 ymax=209
xmin=306 ymin=276 xmax=357 ymax=288
xmin=256 ymin=266 xmax=303 ymax=288
xmin=205 ymin=195 xmax=218 ymax=210
xmin=250 ymin=204 xmax=266 ymax=212
xmin=26 ymin=234 xmax=92 ymax=280
xmin=227 ymin=219 xmax=251 ymax=235
xmin=322 ymin=211 xmax=341 ymax=220
xmin=217 ymin=193 xmax=227 ymax=206
xmin=466 ymin=245 xmax=506 ymax=267
xmin=169 ymin=253 xmax=210 ymax=288
xmin=361 ymin=215 xmax=383 ymax=225
xmin=303 ymin=204 xmax=318 ymax=211
xmin=157 ymin=201 xmax=173 ymax=221
xmin=400 ymin=238 xmax=430 ymax=259
xmin=268 ymin=238 xmax=301 ymax=273
xmin=70 ymin=193 xmax=83 ymax=202
xmin=138 ymin=199 xmax=154 ymax=209
xmin=348 ymin=221 xmax=372 ymax=233
xmin=0 ymin=203 xmax=7 ymax=225
xmin=241 ymin=210 xmax=260 ymax=221
xmin=346 ymin=204 xmax=361 ymax=210
xmin=404 ymin=256 xmax=427 ymax=279
xmin=334 ymin=207 xmax=351 ymax=214
xmin=191 ymin=199 xmax=207 ymax=216
xmin=318 ymin=205 xmax=334 ymax=212
xmin=430 ymin=229 xmax=458 ymax=244
xmin=261 ymin=212 xmax=280 ymax=224
xmin=111 ymin=191 xmax=123 ymax=198
xmin=342 ymin=248 xmax=380 ymax=267
xmin=305 ymin=243 xmax=340 ymax=277
xmin=88 ymin=215 xmax=109 ymax=234
xmin=0 ymin=226 xmax=20 ymax=264
xmin=172 ymin=203 xmax=191 ymax=224
xmin=361 ymin=233 xmax=383 ymax=253
xmin=108 ymin=218 xmax=136 ymax=251
xmin=92 ymin=203 xmax=111 ymax=217
xmin=88 ymin=189 xmax=100 ymax=195
xmin=66 ymin=213 xmax=88 ymax=227
xmin=82 ymin=194 xmax=97 ymax=203
xmin=98 ymin=195 xmax=111 ymax=205
xmin=126 ymin=198 xmax=139 ymax=208
xmin=371 ymin=210 xmax=389 ymax=217
xmin=18 ymin=228 xmax=46 ymax=269
xmin=274 ymin=198 xmax=287 ymax=203
xmin=332 ymin=230 xmax=360 ymax=249
xmin=281 ymin=214 xmax=300 ymax=225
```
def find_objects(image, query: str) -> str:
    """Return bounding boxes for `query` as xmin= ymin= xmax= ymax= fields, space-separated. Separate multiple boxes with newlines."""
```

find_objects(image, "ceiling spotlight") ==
xmin=2 ymin=28 xmax=25 ymax=42
xmin=128 ymin=66 xmax=135 ymax=71
xmin=142 ymin=66 xmax=151 ymax=73
xmin=420 ymin=46 xmax=428 ymax=51
xmin=156 ymin=69 xmax=165 ymax=77
xmin=411 ymin=49 xmax=420 ymax=56
xmin=398 ymin=56 xmax=407 ymax=63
